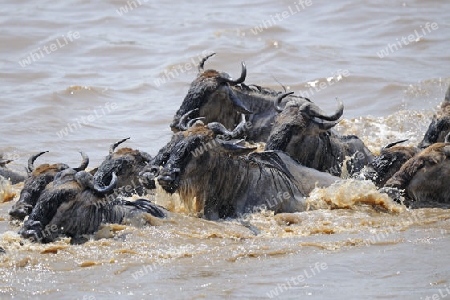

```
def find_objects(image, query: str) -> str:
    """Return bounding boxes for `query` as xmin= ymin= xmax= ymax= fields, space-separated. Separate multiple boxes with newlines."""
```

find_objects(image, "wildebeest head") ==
xmin=141 ymin=109 xmax=250 ymax=190
xmin=0 ymin=154 xmax=12 ymax=168
xmin=356 ymin=139 xmax=418 ymax=187
xmin=265 ymin=96 xmax=373 ymax=176
xmin=382 ymin=134 xmax=450 ymax=207
xmin=153 ymin=114 xmax=255 ymax=194
xmin=170 ymin=53 xmax=250 ymax=132
xmin=0 ymin=154 xmax=26 ymax=184
xmin=418 ymin=85 xmax=450 ymax=149
xmin=265 ymin=96 xmax=344 ymax=151
xmin=9 ymin=151 xmax=89 ymax=220
xmin=93 ymin=138 xmax=152 ymax=196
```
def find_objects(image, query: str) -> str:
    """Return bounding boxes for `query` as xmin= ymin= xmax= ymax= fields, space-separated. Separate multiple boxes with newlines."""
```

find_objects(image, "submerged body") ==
xmin=93 ymin=138 xmax=153 ymax=196
xmin=383 ymin=141 xmax=450 ymax=205
xmin=19 ymin=168 xmax=165 ymax=244
xmin=357 ymin=142 xmax=418 ymax=187
xmin=147 ymin=120 xmax=339 ymax=219
xmin=265 ymin=99 xmax=374 ymax=176
xmin=9 ymin=152 xmax=88 ymax=220
xmin=418 ymin=85 xmax=450 ymax=148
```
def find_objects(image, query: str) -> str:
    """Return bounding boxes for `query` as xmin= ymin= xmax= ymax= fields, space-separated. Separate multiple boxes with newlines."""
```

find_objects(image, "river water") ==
xmin=0 ymin=0 xmax=449 ymax=299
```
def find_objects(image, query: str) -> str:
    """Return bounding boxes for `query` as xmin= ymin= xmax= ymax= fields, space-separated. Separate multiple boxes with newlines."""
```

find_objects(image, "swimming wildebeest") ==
xmin=169 ymin=53 xmax=313 ymax=142
xmin=0 ymin=154 xmax=26 ymax=184
xmin=265 ymin=96 xmax=375 ymax=176
xmin=9 ymin=151 xmax=89 ymax=220
xmin=19 ymin=167 xmax=166 ymax=244
xmin=143 ymin=118 xmax=339 ymax=220
xmin=93 ymin=138 xmax=153 ymax=196
xmin=418 ymin=84 xmax=450 ymax=149
xmin=169 ymin=54 xmax=373 ymax=176
xmin=356 ymin=139 xmax=418 ymax=187
xmin=381 ymin=135 xmax=450 ymax=206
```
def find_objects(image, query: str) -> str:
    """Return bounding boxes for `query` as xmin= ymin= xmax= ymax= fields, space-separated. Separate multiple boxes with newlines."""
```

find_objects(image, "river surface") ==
xmin=0 ymin=0 xmax=450 ymax=299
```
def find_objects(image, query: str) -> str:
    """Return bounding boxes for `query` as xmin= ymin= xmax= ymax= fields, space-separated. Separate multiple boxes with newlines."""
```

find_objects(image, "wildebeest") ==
xmin=169 ymin=53 xmax=313 ymax=142
xmin=265 ymin=98 xmax=375 ymax=176
xmin=169 ymin=54 xmax=373 ymax=176
xmin=381 ymin=135 xmax=450 ymax=206
xmin=9 ymin=151 xmax=89 ymax=220
xmin=0 ymin=154 xmax=26 ymax=184
xmin=19 ymin=167 xmax=166 ymax=244
xmin=143 ymin=119 xmax=339 ymax=220
xmin=418 ymin=84 xmax=450 ymax=148
xmin=93 ymin=138 xmax=153 ymax=196
xmin=356 ymin=140 xmax=418 ymax=187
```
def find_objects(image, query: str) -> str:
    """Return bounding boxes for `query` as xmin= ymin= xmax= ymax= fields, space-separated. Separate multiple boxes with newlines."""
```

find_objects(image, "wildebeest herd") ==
xmin=1 ymin=53 xmax=449 ymax=244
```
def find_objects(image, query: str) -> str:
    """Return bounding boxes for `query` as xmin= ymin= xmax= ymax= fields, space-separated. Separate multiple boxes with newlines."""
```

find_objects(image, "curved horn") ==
xmin=110 ymin=137 xmax=130 ymax=154
xmin=73 ymin=151 xmax=89 ymax=171
xmin=383 ymin=139 xmax=409 ymax=149
xmin=179 ymin=109 xmax=199 ymax=131
xmin=275 ymin=92 xmax=294 ymax=112
xmin=93 ymin=172 xmax=117 ymax=194
xmin=218 ymin=62 xmax=247 ymax=86
xmin=207 ymin=114 xmax=247 ymax=140
xmin=302 ymin=98 xmax=344 ymax=121
xmin=445 ymin=84 xmax=450 ymax=102
xmin=75 ymin=171 xmax=116 ymax=194
xmin=309 ymin=119 xmax=340 ymax=133
xmin=198 ymin=52 xmax=216 ymax=73
xmin=27 ymin=151 xmax=48 ymax=173
xmin=187 ymin=117 xmax=205 ymax=128
xmin=230 ymin=114 xmax=247 ymax=138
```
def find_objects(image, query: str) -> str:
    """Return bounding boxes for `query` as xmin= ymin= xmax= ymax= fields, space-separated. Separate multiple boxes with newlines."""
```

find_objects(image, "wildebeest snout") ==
xmin=156 ymin=167 xmax=180 ymax=193
xmin=139 ymin=165 xmax=160 ymax=189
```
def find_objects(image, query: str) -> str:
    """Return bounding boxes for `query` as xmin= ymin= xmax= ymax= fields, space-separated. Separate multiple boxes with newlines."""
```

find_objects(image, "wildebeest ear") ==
xmin=0 ymin=158 xmax=12 ymax=167
xmin=418 ymin=115 xmax=438 ymax=149
xmin=217 ymin=140 xmax=257 ymax=156
xmin=383 ymin=139 xmax=409 ymax=150
xmin=445 ymin=84 xmax=450 ymax=102
xmin=444 ymin=145 xmax=450 ymax=157
xmin=225 ymin=85 xmax=252 ymax=114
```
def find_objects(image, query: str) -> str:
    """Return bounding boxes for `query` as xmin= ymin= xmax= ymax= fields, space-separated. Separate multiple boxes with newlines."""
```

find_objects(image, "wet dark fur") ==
xmin=358 ymin=146 xmax=418 ymax=187
xmin=383 ymin=142 xmax=450 ymax=206
xmin=418 ymin=85 xmax=450 ymax=148
xmin=152 ymin=125 xmax=338 ymax=219
xmin=94 ymin=147 xmax=152 ymax=196
xmin=19 ymin=169 xmax=166 ymax=244
xmin=265 ymin=102 xmax=374 ymax=177
xmin=9 ymin=163 xmax=69 ymax=220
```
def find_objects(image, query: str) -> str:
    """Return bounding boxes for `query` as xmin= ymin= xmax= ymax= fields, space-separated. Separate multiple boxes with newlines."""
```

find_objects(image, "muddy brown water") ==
xmin=1 ymin=1 xmax=450 ymax=299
